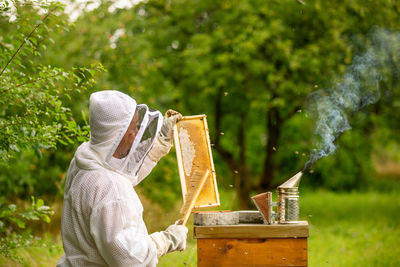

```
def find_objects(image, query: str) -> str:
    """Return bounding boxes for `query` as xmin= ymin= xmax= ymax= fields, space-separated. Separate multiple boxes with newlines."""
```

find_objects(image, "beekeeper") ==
xmin=57 ymin=90 xmax=187 ymax=267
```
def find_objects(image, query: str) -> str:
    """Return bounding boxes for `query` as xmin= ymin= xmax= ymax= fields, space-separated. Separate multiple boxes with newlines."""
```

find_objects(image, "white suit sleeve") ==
xmin=136 ymin=156 xmax=157 ymax=184
xmin=90 ymin=200 xmax=158 ymax=267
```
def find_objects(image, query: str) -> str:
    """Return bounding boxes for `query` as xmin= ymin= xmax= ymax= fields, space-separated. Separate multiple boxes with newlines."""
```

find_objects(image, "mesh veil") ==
xmin=105 ymin=104 xmax=162 ymax=177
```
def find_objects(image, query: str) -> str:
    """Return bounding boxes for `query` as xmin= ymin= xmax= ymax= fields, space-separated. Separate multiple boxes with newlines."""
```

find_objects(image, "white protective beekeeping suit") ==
xmin=57 ymin=90 xmax=187 ymax=267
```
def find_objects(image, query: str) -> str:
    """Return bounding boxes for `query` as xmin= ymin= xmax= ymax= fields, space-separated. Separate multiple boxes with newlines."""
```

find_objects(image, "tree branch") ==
xmin=0 ymin=5 xmax=59 ymax=76
xmin=0 ymin=72 xmax=64 ymax=95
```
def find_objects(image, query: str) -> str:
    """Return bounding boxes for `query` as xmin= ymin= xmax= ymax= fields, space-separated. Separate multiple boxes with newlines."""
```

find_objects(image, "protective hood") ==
xmin=75 ymin=90 xmax=163 ymax=184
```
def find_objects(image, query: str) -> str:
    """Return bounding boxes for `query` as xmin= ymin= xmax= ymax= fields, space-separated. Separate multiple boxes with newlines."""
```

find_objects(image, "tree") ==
xmin=0 ymin=0 xmax=103 ymax=260
xmin=109 ymin=0 xmax=400 ymax=207
xmin=0 ymin=1 xmax=104 ymax=162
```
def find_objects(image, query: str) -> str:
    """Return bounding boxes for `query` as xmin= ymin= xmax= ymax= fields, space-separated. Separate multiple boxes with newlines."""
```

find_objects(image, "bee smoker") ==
xmin=252 ymin=171 xmax=303 ymax=224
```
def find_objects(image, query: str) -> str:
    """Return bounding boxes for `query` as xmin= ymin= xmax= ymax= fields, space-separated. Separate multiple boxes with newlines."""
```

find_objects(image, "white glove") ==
xmin=160 ymin=109 xmax=182 ymax=144
xmin=149 ymin=224 xmax=188 ymax=258
xmin=147 ymin=109 xmax=182 ymax=162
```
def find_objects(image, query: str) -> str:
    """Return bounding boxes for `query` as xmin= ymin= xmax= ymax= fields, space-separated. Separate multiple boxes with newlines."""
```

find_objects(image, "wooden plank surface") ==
xmin=197 ymin=238 xmax=308 ymax=267
xmin=194 ymin=221 xmax=309 ymax=238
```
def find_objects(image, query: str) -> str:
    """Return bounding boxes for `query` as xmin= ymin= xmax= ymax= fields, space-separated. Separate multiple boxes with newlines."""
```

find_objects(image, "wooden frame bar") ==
xmin=173 ymin=115 xmax=220 ymax=209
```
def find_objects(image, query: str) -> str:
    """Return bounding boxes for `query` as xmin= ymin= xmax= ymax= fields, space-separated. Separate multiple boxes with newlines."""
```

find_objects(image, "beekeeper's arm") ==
xmin=90 ymin=199 xmax=158 ymax=267
xmin=149 ymin=224 xmax=188 ymax=258
xmin=137 ymin=109 xmax=182 ymax=180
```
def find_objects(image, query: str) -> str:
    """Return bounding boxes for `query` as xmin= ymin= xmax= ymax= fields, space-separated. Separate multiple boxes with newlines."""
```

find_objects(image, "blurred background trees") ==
xmin=37 ymin=0 xmax=400 ymax=208
xmin=0 ymin=0 xmax=399 ymax=262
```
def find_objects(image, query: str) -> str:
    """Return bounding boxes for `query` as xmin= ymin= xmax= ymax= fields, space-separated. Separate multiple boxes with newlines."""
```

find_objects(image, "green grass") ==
xmin=2 ymin=190 xmax=399 ymax=266
xmin=0 ymin=235 xmax=63 ymax=267
xmin=302 ymin=190 xmax=400 ymax=267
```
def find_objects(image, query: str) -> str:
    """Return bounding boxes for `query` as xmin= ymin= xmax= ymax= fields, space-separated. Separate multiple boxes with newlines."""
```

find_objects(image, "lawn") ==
xmin=1 ymin=190 xmax=399 ymax=266
xmin=304 ymin=190 xmax=400 ymax=266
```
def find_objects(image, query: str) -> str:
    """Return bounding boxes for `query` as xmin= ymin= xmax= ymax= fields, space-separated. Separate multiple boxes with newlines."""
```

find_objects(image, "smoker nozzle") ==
xmin=278 ymin=171 xmax=303 ymax=189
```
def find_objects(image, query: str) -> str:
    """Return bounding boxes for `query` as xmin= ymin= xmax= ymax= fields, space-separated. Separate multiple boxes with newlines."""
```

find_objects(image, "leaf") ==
xmin=8 ymin=204 xmax=16 ymax=212
xmin=9 ymin=144 xmax=20 ymax=152
xmin=42 ymin=215 xmax=51 ymax=223
xmin=37 ymin=205 xmax=51 ymax=212
xmin=9 ymin=217 xmax=25 ymax=229
xmin=35 ymin=199 xmax=44 ymax=210
xmin=58 ymin=138 xmax=67 ymax=146
xmin=27 ymin=214 xmax=39 ymax=221
xmin=29 ymin=38 xmax=37 ymax=46
xmin=0 ymin=209 xmax=11 ymax=218
xmin=34 ymin=146 xmax=42 ymax=159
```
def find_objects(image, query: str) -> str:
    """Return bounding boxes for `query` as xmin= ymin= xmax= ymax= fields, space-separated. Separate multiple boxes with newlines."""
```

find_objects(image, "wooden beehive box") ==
xmin=173 ymin=115 xmax=220 ymax=209
xmin=194 ymin=211 xmax=309 ymax=267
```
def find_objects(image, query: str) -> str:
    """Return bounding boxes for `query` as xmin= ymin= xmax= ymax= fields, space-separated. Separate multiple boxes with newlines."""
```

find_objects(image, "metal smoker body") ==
xmin=252 ymin=172 xmax=303 ymax=224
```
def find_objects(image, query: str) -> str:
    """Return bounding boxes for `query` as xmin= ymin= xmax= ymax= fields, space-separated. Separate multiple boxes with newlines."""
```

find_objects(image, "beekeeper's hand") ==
xmin=147 ymin=109 xmax=182 ymax=162
xmin=159 ymin=109 xmax=182 ymax=144
xmin=149 ymin=224 xmax=188 ymax=258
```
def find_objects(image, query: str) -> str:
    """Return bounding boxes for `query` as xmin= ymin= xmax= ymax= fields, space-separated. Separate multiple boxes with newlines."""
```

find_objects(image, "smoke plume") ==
xmin=303 ymin=28 xmax=400 ymax=171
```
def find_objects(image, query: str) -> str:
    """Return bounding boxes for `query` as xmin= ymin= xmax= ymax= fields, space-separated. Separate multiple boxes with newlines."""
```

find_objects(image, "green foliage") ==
xmin=0 ymin=196 xmax=54 ymax=261
xmin=0 ymin=147 xmax=72 ymax=197
xmin=0 ymin=0 xmax=104 ymax=163
xmin=101 ymin=0 xmax=400 ymax=197
xmin=0 ymin=0 xmax=104 ymax=261
xmin=34 ymin=0 xmax=400 ymax=208
xmin=0 ymin=1 xmax=105 ymax=198
xmin=0 ymin=196 xmax=54 ymax=232
xmin=0 ymin=232 xmax=62 ymax=264
xmin=1 ymin=0 xmax=399 ymax=207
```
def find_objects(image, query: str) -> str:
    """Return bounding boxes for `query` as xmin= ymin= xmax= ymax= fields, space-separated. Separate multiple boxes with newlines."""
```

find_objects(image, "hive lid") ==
xmin=194 ymin=221 xmax=309 ymax=239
